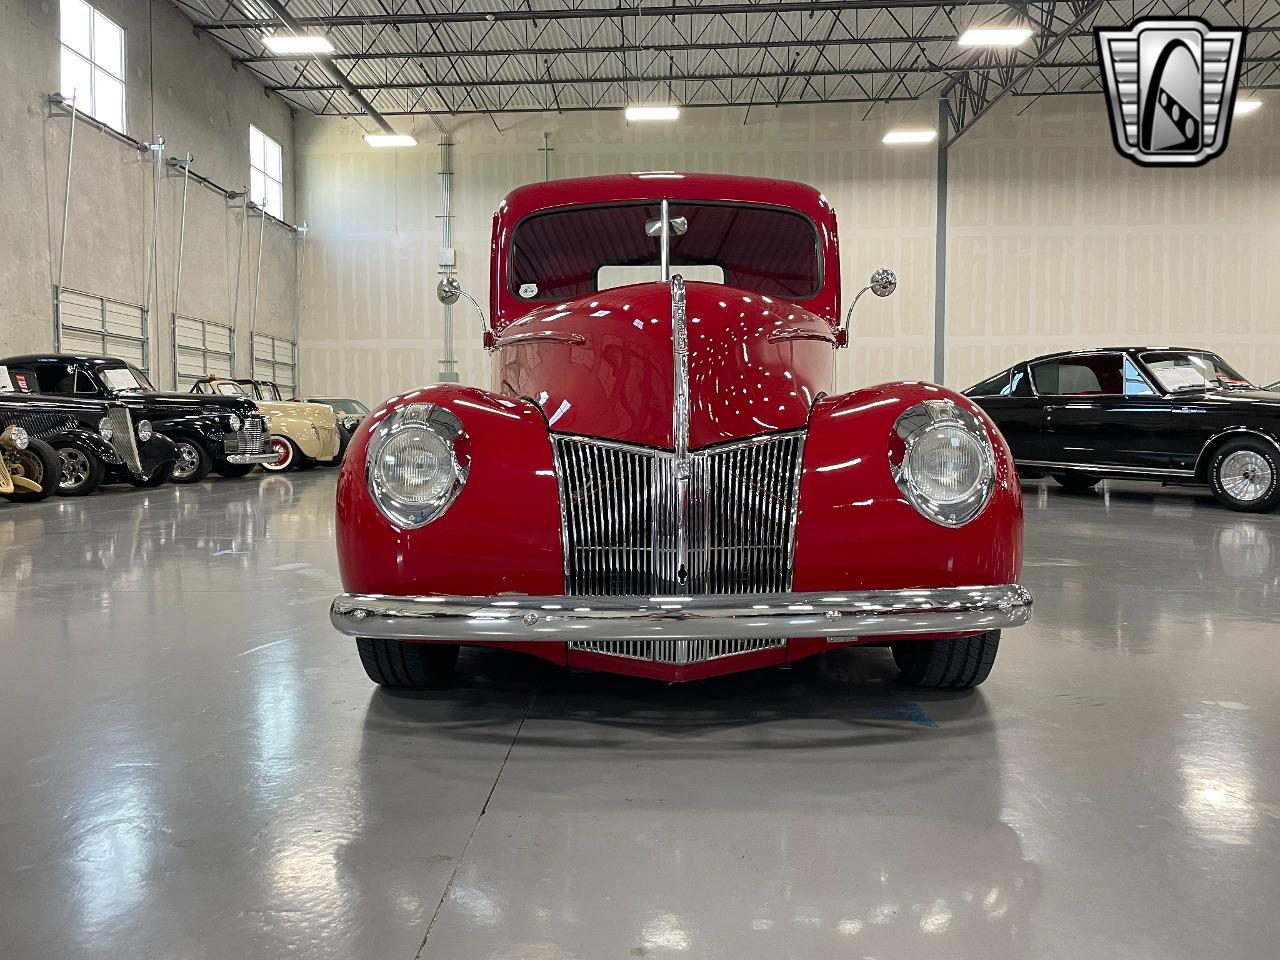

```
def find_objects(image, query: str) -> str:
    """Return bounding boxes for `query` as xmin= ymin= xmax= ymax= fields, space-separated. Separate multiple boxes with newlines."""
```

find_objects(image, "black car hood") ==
xmin=1173 ymin=388 xmax=1280 ymax=408
xmin=120 ymin=391 xmax=259 ymax=415
xmin=0 ymin=393 xmax=108 ymax=415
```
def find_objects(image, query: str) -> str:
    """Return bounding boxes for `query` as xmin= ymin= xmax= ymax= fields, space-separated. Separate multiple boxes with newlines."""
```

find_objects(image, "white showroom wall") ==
xmin=295 ymin=95 xmax=1280 ymax=407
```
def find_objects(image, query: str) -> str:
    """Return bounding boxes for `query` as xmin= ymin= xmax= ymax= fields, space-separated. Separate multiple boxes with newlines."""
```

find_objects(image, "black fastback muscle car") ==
xmin=965 ymin=347 xmax=1280 ymax=513
xmin=0 ymin=354 xmax=276 ymax=483
xmin=1 ymin=367 xmax=178 ymax=495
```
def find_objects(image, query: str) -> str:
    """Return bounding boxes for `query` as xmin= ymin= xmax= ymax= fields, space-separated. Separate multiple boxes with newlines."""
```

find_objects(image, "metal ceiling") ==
xmin=174 ymin=0 xmax=1280 ymax=142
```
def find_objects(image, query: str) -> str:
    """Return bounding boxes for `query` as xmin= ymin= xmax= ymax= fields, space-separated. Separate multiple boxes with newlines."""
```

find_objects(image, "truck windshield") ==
xmin=509 ymin=202 xmax=821 ymax=303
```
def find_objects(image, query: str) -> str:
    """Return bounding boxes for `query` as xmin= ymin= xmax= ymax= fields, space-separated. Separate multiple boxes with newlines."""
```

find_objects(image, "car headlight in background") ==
xmin=227 ymin=413 xmax=243 ymax=432
xmin=1 ymin=425 xmax=29 ymax=450
xmin=136 ymin=420 xmax=154 ymax=442
xmin=890 ymin=399 xmax=995 ymax=527
xmin=366 ymin=402 xmax=469 ymax=529
xmin=98 ymin=417 xmax=114 ymax=442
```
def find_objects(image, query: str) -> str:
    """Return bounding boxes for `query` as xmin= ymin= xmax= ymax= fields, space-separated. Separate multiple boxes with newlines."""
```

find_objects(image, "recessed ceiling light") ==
xmin=957 ymin=26 xmax=1033 ymax=46
xmin=625 ymin=105 xmax=680 ymax=121
xmin=882 ymin=129 xmax=937 ymax=145
xmin=262 ymin=33 xmax=335 ymax=54
xmin=1235 ymin=99 xmax=1262 ymax=115
xmin=363 ymin=134 xmax=418 ymax=147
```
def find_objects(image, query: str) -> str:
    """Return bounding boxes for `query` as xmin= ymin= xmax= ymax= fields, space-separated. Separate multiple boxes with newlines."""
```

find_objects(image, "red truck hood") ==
xmin=494 ymin=281 xmax=835 ymax=449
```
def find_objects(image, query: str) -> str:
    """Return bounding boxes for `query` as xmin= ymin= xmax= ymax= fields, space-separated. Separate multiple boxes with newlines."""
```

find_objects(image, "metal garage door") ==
xmin=174 ymin=315 xmax=234 ymax=389
xmin=251 ymin=333 xmax=296 ymax=398
xmin=57 ymin=289 xmax=149 ymax=373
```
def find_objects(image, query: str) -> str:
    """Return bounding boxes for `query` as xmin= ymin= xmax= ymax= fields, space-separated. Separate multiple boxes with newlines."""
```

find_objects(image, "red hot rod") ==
xmin=331 ymin=173 xmax=1032 ymax=688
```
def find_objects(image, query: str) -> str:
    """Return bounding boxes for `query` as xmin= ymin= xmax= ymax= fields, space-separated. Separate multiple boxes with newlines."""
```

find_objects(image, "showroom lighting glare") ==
xmin=882 ymin=129 xmax=937 ymax=145
xmin=1235 ymin=99 xmax=1262 ymax=116
xmin=957 ymin=26 xmax=1034 ymax=46
xmin=363 ymin=134 xmax=418 ymax=148
xmin=625 ymin=105 xmax=681 ymax=121
xmin=261 ymin=33 xmax=335 ymax=54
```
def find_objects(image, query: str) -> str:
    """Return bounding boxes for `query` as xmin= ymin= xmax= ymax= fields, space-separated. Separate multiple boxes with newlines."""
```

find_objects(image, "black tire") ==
xmin=356 ymin=638 xmax=459 ymax=688
xmin=1052 ymin=473 xmax=1101 ymax=493
xmin=295 ymin=454 xmax=318 ymax=471
xmin=3 ymin=438 xmax=61 ymax=503
xmin=327 ymin=425 xmax=352 ymax=466
xmin=169 ymin=438 xmax=212 ymax=484
xmin=127 ymin=462 xmax=174 ymax=488
xmin=213 ymin=463 xmax=255 ymax=479
xmin=892 ymin=631 xmax=1001 ymax=689
xmin=1208 ymin=437 xmax=1280 ymax=513
xmin=261 ymin=436 xmax=298 ymax=473
xmin=54 ymin=443 xmax=105 ymax=497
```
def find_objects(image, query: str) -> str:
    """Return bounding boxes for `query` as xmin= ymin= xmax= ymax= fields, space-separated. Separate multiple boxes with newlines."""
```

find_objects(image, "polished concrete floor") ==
xmin=1 ymin=472 xmax=1277 ymax=960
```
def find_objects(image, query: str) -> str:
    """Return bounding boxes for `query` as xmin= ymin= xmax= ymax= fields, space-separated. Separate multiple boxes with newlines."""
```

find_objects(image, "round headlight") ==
xmin=98 ymin=417 xmax=114 ymax=442
xmin=891 ymin=400 xmax=994 ymax=527
xmin=136 ymin=420 xmax=154 ymax=442
xmin=2 ymin=425 xmax=29 ymax=450
xmin=366 ymin=403 xmax=468 ymax=529
xmin=227 ymin=413 xmax=243 ymax=432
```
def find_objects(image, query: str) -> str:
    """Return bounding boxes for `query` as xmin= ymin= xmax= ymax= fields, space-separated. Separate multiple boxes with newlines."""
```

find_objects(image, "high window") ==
xmin=249 ymin=125 xmax=284 ymax=219
xmin=60 ymin=0 xmax=126 ymax=132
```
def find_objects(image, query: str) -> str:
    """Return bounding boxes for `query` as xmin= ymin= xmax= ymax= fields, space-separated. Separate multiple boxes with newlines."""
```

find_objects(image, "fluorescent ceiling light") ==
xmin=882 ymin=129 xmax=937 ymax=145
xmin=625 ymin=105 xmax=680 ymax=121
xmin=957 ymin=26 xmax=1033 ymax=46
xmin=262 ymin=34 xmax=335 ymax=54
xmin=363 ymin=134 xmax=418 ymax=147
xmin=1235 ymin=99 xmax=1262 ymax=115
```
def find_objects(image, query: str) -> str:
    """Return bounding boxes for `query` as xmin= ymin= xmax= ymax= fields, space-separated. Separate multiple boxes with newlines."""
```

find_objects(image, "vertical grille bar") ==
xmin=107 ymin=406 xmax=143 ymax=474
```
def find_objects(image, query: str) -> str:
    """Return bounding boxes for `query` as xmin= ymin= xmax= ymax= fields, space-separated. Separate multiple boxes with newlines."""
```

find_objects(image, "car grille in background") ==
xmin=224 ymin=416 xmax=267 ymax=455
xmin=552 ymin=432 xmax=804 ymax=597
xmin=107 ymin=406 xmax=143 ymax=474
xmin=6 ymin=412 xmax=77 ymax=441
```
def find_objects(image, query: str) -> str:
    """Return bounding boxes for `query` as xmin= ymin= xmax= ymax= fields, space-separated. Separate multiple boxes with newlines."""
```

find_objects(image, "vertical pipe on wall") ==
xmin=229 ymin=193 xmax=248 ymax=377
xmin=54 ymin=95 xmax=79 ymax=350
xmin=294 ymin=222 xmax=308 ymax=397
xmin=250 ymin=203 xmax=267 ymax=354
xmin=933 ymin=98 xmax=950 ymax=386
xmin=437 ymin=131 xmax=458 ymax=383
xmin=142 ymin=137 xmax=165 ymax=367
xmin=171 ymin=155 xmax=193 ymax=388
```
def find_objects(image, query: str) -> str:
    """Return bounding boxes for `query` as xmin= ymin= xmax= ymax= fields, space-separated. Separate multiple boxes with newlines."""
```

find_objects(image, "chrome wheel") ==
xmin=261 ymin=437 xmax=294 ymax=472
xmin=171 ymin=441 xmax=201 ymax=481
xmin=58 ymin=448 xmax=91 ymax=491
xmin=1220 ymin=450 xmax=1273 ymax=502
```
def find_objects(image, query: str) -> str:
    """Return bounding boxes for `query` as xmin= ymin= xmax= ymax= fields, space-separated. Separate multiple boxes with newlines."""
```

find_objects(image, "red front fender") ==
xmin=336 ymin=385 xmax=565 ymax=598
xmin=791 ymin=382 xmax=1023 ymax=592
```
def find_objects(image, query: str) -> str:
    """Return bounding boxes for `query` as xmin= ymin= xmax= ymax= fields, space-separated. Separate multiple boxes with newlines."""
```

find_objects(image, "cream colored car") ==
xmin=190 ymin=377 xmax=341 ymax=472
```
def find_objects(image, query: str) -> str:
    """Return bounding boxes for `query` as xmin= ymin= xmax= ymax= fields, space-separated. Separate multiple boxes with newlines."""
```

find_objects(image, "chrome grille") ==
xmin=553 ymin=432 xmax=804 ymax=597
xmin=570 ymin=638 xmax=786 ymax=664
xmin=225 ymin=416 xmax=268 ymax=455
xmin=107 ymin=406 xmax=143 ymax=474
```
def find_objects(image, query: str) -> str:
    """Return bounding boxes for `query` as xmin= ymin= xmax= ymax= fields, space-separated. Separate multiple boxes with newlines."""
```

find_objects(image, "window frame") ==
xmin=60 ymin=0 xmax=127 ymax=133
xmin=1029 ymin=352 xmax=1127 ymax=398
xmin=249 ymin=125 xmax=285 ymax=221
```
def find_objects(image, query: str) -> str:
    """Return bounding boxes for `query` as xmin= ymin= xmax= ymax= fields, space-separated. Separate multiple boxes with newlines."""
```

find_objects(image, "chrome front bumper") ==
xmin=224 ymin=451 xmax=279 ymax=465
xmin=330 ymin=584 xmax=1032 ymax=643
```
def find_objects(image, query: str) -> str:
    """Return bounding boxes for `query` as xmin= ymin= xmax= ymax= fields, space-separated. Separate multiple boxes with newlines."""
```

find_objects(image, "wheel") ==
xmin=3 ymin=438 xmax=61 ymax=503
xmin=213 ymin=463 xmax=255 ymax=479
xmin=1052 ymin=473 xmax=1101 ymax=493
xmin=295 ymin=455 xmax=318 ymax=471
xmin=169 ymin=438 xmax=212 ymax=484
xmin=54 ymin=443 xmax=105 ymax=497
xmin=1208 ymin=438 xmax=1280 ymax=513
xmin=356 ymin=638 xmax=459 ymax=688
xmin=127 ymin=462 xmax=173 ymax=488
xmin=261 ymin=436 xmax=298 ymax=473
xmin=892 ymin=631 xmax=1001 ymax=689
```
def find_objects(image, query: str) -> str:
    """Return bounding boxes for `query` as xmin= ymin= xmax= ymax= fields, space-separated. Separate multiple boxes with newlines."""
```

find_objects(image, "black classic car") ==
xmin=305 ymin=397 xmax=369 ymax=435
xmin=0 ymin=354 xmax=276 ymax=483
xmin=965 ymin=347 xmax=1280 ymax=513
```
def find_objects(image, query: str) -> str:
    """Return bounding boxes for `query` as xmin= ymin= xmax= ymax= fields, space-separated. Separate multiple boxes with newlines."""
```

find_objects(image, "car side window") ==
xmin=1123 ymin=357 xmax=1155 ymax=396
xmin=1031 ymin=355 xmax=1124 ymax=396
xmin=74 ymin=369 xmax=98 ymax=395
xmin=968 ymin=369 xmax=1012 ymax=397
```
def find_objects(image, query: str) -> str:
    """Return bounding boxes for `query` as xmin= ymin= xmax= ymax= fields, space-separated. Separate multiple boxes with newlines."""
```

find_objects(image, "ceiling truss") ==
xmin=174 ymin=0 xmax=1280 ymax=141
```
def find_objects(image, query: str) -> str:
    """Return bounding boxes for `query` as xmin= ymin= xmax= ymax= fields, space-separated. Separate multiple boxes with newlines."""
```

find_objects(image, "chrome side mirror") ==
xmin=436 ymin=276 xmax=463 ymax=306
xmin=838 ymin=267 xmax=898 ymax=348
xmin=436 ymin=276 xmax=496 ymax=350
xmin=869 ymin=268 xmax=897 ymax=298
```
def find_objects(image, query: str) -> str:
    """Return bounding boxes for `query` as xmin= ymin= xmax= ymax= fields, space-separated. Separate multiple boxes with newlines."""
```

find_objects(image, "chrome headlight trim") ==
xmin=890 ymin=399 xmax=995 ymax=528
xmin=227 ymin=413 xmax=243 ymax=432
xmin=1 ymin=425 xmax=29 ymax=450
xmin=365 ymin=402 xmax=469 ymax=530
xmin=98 ymin=416 xmax=114 ymax=442
xmin=136 ymin=420 xmax=154 ymax=442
